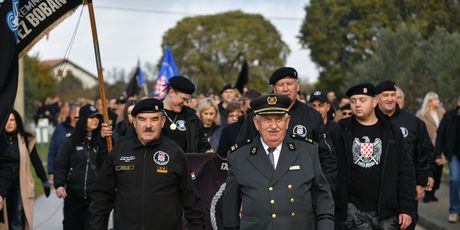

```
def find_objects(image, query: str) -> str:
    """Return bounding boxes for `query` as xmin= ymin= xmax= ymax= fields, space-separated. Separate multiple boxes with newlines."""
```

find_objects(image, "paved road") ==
xmin=32 ymin=189 xmax=431 ymax=229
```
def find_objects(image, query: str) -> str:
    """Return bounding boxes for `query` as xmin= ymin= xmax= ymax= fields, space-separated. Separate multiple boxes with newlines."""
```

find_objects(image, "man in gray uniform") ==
xmin=223 ymin=94 xmax=334 ymax=230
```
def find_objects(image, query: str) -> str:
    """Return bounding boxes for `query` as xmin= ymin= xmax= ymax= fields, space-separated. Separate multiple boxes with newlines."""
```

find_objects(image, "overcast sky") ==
xmin=30 ymin=0 xmax=318 ymax=83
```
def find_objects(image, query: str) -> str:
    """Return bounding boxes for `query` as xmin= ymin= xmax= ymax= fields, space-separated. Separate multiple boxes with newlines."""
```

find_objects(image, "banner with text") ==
xmin=17 ymin=0 xmax=84 ymax=57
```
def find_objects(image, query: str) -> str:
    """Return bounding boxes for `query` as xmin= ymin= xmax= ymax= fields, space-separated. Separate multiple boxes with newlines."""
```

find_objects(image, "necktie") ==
xmin=267 ymin=147 xmax=276 ymax=168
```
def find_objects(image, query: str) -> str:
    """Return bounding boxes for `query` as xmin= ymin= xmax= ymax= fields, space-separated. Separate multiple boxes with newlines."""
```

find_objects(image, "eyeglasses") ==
xmin=342 ymin=112 xmax=352 ymax=116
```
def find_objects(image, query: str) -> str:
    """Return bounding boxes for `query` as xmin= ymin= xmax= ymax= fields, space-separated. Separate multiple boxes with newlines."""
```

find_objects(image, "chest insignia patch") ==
xmin=120 ymin=156 xmax=135 ymax=163
xmin=154 ymin=151 xmax=170 ymax=165
xmin=75 ymin=146 xmax=84 ymax=151
xmin=157 ymin=166 xmax=168 ymax=173
xmin=292 ymin=125 xmax=307 ymax=137
xmin=115 ymin=165 xmax=135 ymax=171
xmin=400 ymin=127 xmax=409 ymax=138
xmin=176 ymin=120 xmax=186 ymax=131
xmin=352 ymin=136 xmax=383 ymax=168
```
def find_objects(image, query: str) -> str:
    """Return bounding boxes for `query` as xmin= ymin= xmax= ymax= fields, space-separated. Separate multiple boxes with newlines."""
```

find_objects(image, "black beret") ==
xmin=250 ymin=94 xmax=291 ymax=115
xmin=220 ymin=84 xmax=235 ymax=94
xmin=346 ymin=83 xmax=376 ymax=97
xmin=131 ymin=98 xmax=164 ymax=116
xmin=269 ymin=67 xmax=298 ymax=85
xmin=375 ymin=80 xmax=397 ymax=94
xmin=169 ymin=76 xmax=196 ymax=94
xmin=309 ymin=91 xmax=328 ymax=103
xmin=77 ymin=104 xmax=100 ymax=119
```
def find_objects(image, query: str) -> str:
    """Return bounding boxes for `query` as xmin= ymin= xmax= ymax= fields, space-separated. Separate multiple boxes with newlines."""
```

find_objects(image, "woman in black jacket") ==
xmin=54 ymin=104 xmax=103 ymax=230
xmin=0 ymin=110 xmax=49 ymax=229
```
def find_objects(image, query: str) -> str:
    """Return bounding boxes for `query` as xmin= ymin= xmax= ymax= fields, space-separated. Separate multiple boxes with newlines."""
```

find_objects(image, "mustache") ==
xmin=266 ymin=127 xmax=281 ymax=132
xmin=143 ymin=127 xmax=154 ymax=133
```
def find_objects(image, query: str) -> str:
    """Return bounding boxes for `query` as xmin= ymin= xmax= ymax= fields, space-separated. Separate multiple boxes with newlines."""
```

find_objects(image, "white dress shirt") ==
xmin=260 ymin=138 xmax=282 ymax=169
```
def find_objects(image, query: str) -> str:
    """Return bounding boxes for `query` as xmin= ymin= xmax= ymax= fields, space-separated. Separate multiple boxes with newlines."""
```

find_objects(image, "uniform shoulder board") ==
xmin=290 ymin=134 xmax=314 ymax=144
xmin=230 ymin=138 xmax=253 ymax=153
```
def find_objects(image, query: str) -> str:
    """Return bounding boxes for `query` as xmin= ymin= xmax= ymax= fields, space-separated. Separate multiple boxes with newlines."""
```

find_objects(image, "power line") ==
xmin=93 ymin=5 xmax=303 ymax=21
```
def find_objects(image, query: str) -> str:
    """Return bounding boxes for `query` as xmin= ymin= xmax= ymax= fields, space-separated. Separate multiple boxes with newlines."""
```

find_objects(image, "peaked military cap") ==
xmin=346 ymin=83 xmax=376 ymax=97
xmin=169 ymin=75 xmax=196 ymax=94
xmin=250 ymin=94 xmax=291 ymax=115
xmin=269 ymin=67 xmax=298 ymax=85
xmin=131 ymin=98 xmax=164 ymax=116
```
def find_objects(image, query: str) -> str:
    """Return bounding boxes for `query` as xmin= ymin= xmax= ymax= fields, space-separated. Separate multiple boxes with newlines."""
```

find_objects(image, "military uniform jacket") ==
xmin=223 ymin=135 xmax=334 ymax=230
xmin=89 ymin=136 xmax=206 ymax=230
xmin=236 ymin=101 xmax=337 ymax=190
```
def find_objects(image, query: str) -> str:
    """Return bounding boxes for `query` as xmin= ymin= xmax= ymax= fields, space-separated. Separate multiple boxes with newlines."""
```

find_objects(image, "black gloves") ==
xmin=43 ymin=181 xmax=51 ymax=198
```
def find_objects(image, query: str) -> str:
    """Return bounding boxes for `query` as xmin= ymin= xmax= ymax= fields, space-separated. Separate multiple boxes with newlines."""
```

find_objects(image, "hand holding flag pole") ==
xmin=85 ymin=0 xmax=112 ymax=151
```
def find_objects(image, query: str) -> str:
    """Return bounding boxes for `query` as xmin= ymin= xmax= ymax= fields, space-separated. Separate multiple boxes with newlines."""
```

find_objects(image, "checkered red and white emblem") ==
xmin=360 ymin=143 xmax=374 ymax=157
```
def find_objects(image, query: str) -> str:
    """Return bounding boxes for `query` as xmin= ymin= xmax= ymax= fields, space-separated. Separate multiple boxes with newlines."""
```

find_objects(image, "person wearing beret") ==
xmin=162 ymin=76 xmax=211 ymax=153
xmin=54 ymin=104 xmax=104 ymax=230
xmin=374 ymin=80 xmax=434 ymax=229
xmin=223 ymin=94 xmax=334 ymax=230
xmin=236 ymin=67 xmax=337 ymax=191
xmin=89 ymin=98 xmax=206 ymax=230
xmin=218 ymin=84 xmax=238 ymax=127
xmin=329 ymin=83 xmax=416 ymax=229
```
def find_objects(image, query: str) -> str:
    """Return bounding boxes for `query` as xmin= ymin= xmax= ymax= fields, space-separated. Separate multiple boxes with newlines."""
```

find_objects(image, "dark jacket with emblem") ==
xmin=376 ymin=106 xmax=434 ymax=186
xmin=47 ymin=117 xmax=74 ymax=175
xmin=172 ymin=106 xmax=210 ymax=153
xmin=54 ymin=136 xmax=100 ymax=199
xmin=236 ymin=100 xmax=337 ymax=190
xmin=89 ymin=135 xmax=206 ymax=230
xmin=330 ymin=117 xmax=416 ymax=227
xmin=223 ymin=135 xmax=335 ymax=230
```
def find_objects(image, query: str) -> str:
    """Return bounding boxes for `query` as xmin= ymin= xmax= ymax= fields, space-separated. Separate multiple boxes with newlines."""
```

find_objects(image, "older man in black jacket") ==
xmin=330 ymin=83 xmax=415 ymax=230
xmin=90 ymin=98 xmax=205 ymax=230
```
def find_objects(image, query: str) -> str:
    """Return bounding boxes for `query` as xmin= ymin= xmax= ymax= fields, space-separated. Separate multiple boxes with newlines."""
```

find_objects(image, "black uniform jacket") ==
xmin=236 ymin=100 xmax=337 ymax=190
xmin=376 ymin=106 xmax=434 ymax=186
xmin=330 ymin=117 xmax=416 ymax=225
xmin=223 ymin=135 xmax=334 ymax=230
xmin=435 ymin=107 xmax=460 ymax=161
xmin=54 ymin=137 xmax=99 ymax=199
xmin=89 ymin=135 xmax=206 ymax=230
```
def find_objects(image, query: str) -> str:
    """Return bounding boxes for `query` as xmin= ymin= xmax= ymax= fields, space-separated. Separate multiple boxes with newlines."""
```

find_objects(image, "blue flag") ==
xmin=153 ymin=44 xmax=179 ymax=98
xmin=137 ymin=61 xmax=145 ymax=86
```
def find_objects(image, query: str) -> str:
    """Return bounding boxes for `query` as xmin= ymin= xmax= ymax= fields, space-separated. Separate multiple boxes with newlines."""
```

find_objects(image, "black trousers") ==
xmin=63 ymin=191 xmax=90 ymax=230
xmin=6 ymin=185 xmax=25 ymax=230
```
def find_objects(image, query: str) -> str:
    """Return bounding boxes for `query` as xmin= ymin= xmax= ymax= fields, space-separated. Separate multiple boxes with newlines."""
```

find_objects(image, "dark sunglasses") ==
xmin=342 ymin=112 xmax=352 ymax=116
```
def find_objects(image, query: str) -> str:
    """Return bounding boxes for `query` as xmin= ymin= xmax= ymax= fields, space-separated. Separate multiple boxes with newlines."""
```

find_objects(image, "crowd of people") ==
xmin=0 ymin=67 xmax=459 ymax=230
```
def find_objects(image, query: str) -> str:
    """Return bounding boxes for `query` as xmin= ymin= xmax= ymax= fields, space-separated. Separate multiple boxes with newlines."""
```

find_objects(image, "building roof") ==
xmin=40 ymin=59 xmax=97 ymax=80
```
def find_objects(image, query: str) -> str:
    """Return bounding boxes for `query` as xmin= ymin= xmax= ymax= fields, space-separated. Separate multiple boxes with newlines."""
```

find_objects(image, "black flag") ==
xmin=125 ymin=67 xmax=140 ymax=98
xmin=0 ymin=0 xmax=19 ymax=134
xmin=234 ymin=60 xmax=248 ymax=95
xmin=18 ymin=0 xmax=84 ymax=57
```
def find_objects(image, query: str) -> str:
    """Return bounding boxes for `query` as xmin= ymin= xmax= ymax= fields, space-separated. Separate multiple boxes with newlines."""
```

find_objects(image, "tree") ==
xmin=161 ymin=10 xmax=290 ymax=94
xmin=299 ymin=0 xmax=460 ymax=93
xmin=24 ymin=55 xmax=58 ymax=121
xmin=349 ymin=26 xmax=460 ymax=112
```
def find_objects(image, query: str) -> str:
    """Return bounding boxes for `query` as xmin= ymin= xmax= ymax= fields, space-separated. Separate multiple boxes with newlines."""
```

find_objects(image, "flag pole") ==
xmin=85 ymin=0 xmax=113 ymax=151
